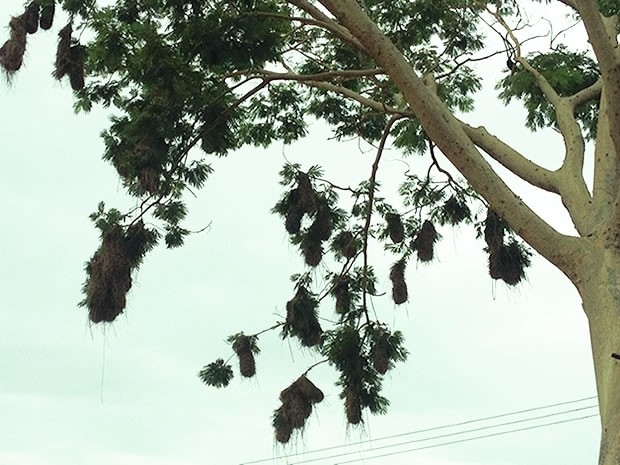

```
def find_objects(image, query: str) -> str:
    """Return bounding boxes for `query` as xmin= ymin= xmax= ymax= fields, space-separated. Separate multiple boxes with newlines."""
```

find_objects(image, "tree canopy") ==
xmin=2 ymin=0 xmax=618 ymax=462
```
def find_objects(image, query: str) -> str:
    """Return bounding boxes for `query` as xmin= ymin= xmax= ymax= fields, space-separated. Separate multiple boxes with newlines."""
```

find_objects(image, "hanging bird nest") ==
xmin=488 ymin=239 xmax=530 ymax=286
xmin=123 ymin=220 xmax=151 ymax=266
xmin=332 ymin=230 xmax=358 ymax=259
xmin=484 ymin=208 xmax=504 ymax=251
xmin=308 ymin=198 xmax=333 ymax=242
xmin=274 ymin=375 xmax=324 ymax=443
xmin=385 ymin=212 xmax=405 ymax=243
xmin=296 ymin=171 xmax=317 ymax=214
xmin=24 ymin=2 xmax=40 ymax=34
xmin=285 ymin=206 xmax=303 ymax=235
xmin=84 ymin=226 xmax=133 ymax=323
xmin=232 ymin=335 xmax=256 ymax=378
xmin=68 ymin=44 xmax=85 ymax=91
xmin=283 ymin=287 xmax=322 ymax=347
xmin=0 ymin=16 xmax=27 ymax=75
xmin=372 ymin=331 xmax=390 ymax=375
xmin=39 ymin=1 xmax=55 ymax=30
xmin=344 ymin=385 xmax=362 ymax=425
xmin=53 ymin=23 xmax=72 ymax=79
xmin=137 ymin=166 xmax=161 ymax=195
xmin=441 ymin=196 xmax=471 ymax=225
xmin=273 ymin=407 xmax=294 ymax=444
xmin=415 ymin=220 xmax=438 ymax=262
xmin=83 ymin=222 xmax=154 ymax=323
xmin=283 ymin=188 xmax=303 ymax=234
xmin=331 ymin=275 xmax=351 ymax=315
xmin=302 ymin=240 xmax=323 ymax=267
xmin=389 ymin=260 xmax=408 ymax=305
xmin=294 ymin=375 xmax=324 ymax=404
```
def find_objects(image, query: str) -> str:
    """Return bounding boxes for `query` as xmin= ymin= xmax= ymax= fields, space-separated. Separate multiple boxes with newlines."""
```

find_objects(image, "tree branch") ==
xmin=319 ymin=0 xmax=587 ymax=278
xmin=574 ymin=1 xmax=620 ymax=150
xmin=361 ymin=115 xmax=401 ymax=322
xmin=460 ymin=122 xmax=559 ymax=194
xmin=258 ymin=68 xmax=384 ymax=82
xmin=558 ymin=0 xmax=577 ymax=10
xmin=574 ymin=1 xmax=619 ymax=68
xmin=285 ymin=0 xmax=366 ymax=53
xmin=568 ymin=78 xmax=602 ymax=108
xmin=592 ymin=89 xmax=618 ymax=224
xmin=491 ymin=8 xmax=592 ymax=233
xmin=573 ymin=1 xmax=620 ymax=231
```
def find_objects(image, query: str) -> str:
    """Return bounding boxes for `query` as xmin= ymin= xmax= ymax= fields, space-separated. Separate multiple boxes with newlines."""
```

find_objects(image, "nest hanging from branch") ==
xmin=68 ymin=44 xmax=85 ymax=91
xmin=83 ymin=222 xmax=152 ymax=323
xmin=24 ymin=2 xmax=40 ymax=34
xmin=0 ymin=16 xmax=27 ymax=75
xmin=344 ymin=385 xmax=362 ymax=425
xmin=372 ymin=331 xmax=390 ymax=375
xmin=385 ymin=213 xmax=405 ymax=243
xmin=283 ymin=286 xmax=322 ymax=347
xmin=332 ymin=230 xmax=358 ymax=259
xmin=415 ymin=220 xmax=438 ymax=262
xmin=39 ymin=1 xmax=55 ymax=30
xmin=331 ymin=275 xmax=351 ymax=315
xmin=54 ymin=23 xmax=72 ymax=79
xmin=274 ymin=375 xmax=324 ymax=443
xmin=389 ymin=260 xmax=408 ymax=305
xmin=232 ymin=335 xmax=256 ymax=378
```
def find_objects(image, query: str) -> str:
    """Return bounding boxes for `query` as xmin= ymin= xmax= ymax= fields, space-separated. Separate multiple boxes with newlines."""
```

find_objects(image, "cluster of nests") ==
xmin=484 ymin=209 xmax=529 ymax=285
xmin=340 ymin=328 xmax=398 ymax=424
xmin=0 ymin=1 xmax=85 ymax=90
xmin=83 ymin=221 xmax=152 ymax=323
xmin=386 ymin=214 xmax=438 ymax=305
xmin=54 ymin=23 xmax=85 ymax=91
xmin=386 ymin=213 xmax=438 ymax=262
xmin=0 ymin=1 xmax=53 ymax=75
xmin=282 ymin=172 xmax=334 ymax=267
xmin=273 ymin=375 xmax=324 ymax=443
xmin=282 ymin=286 xmax=322 ymax=347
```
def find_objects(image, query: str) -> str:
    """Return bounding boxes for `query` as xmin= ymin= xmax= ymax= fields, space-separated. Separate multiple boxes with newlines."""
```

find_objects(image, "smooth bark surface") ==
xmin=578 ymin=251 xmax=620 ymax=465
xmin=313 ymin=2 xmax=620 ymax=463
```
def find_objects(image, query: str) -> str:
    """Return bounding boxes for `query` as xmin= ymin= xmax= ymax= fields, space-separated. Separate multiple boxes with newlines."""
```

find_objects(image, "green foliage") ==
xmin=198 ymin=359 xmax=234 ymax=388
xmin=497 ymin=47 xmax=601 ymax=139
xmin=13 ymin=0 xmax=582 ymax=439
xmin=282 ymin=286 xmax=322 ymax=347
xmin=227 ymin=333 xmax=261 ymax=355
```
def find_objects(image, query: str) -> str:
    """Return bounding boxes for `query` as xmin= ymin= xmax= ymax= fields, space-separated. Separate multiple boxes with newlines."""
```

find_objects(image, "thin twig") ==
xmin=361 ymin=115 xmax=400 ymax=324
xmin=303 ymin=358 xmax=329 ymax=376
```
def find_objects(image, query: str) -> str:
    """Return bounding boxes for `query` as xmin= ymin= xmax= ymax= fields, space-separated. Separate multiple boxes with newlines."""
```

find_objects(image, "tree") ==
xmin=1 ymin=0 xmax=616 ymax=462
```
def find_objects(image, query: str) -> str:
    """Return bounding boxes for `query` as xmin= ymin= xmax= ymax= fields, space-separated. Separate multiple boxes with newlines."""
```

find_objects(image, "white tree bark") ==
xmin=577 ymin=251 xmax=620 ymax=465
xmin=313 ymin=1 xmax=620 ymax=464
xmin=318 ymin=0 xmax=585 ymax=274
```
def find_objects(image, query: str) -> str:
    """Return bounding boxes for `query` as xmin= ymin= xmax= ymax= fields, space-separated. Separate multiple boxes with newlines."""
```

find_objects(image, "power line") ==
xmin=288 ymin=405 xmax=598 ymax=464
xmin=240 ymin=395 xmax=597 ymax=465
xmin=333 ymin=414 xmax=599 ymax=464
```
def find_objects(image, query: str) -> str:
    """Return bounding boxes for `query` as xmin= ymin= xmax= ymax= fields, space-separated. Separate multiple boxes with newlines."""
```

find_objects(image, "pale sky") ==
xmin=0 ymin=2 xmax=599 ymax=465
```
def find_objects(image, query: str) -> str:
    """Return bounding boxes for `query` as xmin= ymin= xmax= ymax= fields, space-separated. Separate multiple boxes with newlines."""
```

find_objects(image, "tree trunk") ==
xmin=577 ymin=250 xmax=620 ymax=465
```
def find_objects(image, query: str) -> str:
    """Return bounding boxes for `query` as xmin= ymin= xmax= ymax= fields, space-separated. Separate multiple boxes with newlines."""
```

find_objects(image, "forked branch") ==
xmin=319 ymin=0 xmax=587 ymax=277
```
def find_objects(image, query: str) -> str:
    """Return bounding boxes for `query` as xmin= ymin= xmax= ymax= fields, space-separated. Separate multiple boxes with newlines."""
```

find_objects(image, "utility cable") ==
xmin=289 ymin=406 xmax=598 ymax=464
xmin=240 ymin=395 xmax=597 ymax=465
xmin=333 ymin=414 xmax=599 ymax=464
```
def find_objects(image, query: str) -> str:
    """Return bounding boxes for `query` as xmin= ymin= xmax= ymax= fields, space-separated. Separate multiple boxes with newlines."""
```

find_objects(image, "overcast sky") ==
xmin=0 ymin=2 xmax=600 ymax=465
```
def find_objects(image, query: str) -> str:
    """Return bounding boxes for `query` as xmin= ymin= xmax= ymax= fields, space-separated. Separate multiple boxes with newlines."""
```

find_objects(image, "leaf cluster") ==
xmin=198 ymin=358 xmax=234 ymax=388
xmin=497 ymin=47 xmax=601 ymax=139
